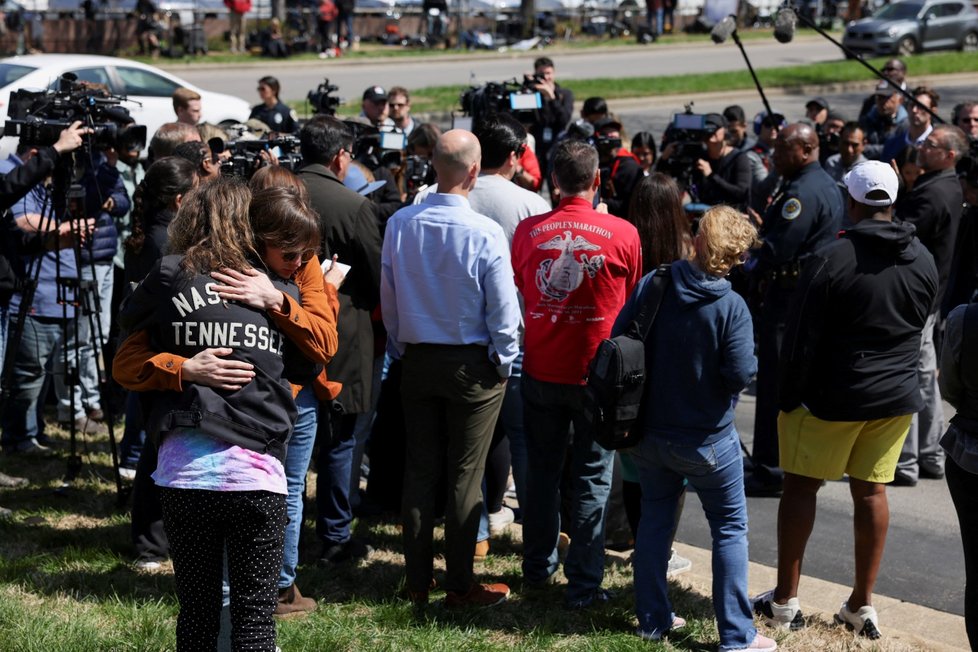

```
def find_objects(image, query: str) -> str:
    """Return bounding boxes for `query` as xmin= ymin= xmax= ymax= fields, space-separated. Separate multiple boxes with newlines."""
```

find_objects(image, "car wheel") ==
xmin=962 ymin=31 xmax=978 ymax=51
xmin=897 ymin=36 xmax=918 ymax=55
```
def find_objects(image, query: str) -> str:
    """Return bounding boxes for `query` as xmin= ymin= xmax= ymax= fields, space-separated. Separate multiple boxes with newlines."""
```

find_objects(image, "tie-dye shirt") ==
xmin=153 ymin=428 xmax=287 ymax=495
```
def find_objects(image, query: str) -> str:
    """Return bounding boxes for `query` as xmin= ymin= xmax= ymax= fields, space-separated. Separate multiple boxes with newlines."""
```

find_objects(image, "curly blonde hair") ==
xmin=694 ymin=205 xmax=759 ymax=277
xmin=166 ymin=176 xmax=257 ymax=274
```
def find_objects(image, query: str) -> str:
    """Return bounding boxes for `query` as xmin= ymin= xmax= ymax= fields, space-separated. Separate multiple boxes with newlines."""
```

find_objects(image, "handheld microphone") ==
xmin=774 ymin=6 xmax=797 ymax=43
xmin=710 ymin=15 xmax=737 ymax=44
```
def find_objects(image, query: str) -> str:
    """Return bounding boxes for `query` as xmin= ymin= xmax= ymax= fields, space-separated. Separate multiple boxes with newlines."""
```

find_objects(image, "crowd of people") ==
xmin=0 ymin=54 xmax=977 ymax=652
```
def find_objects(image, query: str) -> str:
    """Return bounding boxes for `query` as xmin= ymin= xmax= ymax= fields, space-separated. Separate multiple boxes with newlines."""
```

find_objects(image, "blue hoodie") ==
xmin=612 ymin=258 xmax=756 ymax=447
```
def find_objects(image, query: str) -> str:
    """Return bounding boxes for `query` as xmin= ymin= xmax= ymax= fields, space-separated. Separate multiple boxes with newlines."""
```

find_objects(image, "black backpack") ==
xmin=584 ymin=264 xmax=671 ymax=451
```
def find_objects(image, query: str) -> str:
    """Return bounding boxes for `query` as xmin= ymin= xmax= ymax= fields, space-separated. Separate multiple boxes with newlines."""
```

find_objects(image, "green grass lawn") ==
xmin=406 ymin=51 xmax=978 ymax=114
xmin=0 ymin=426 xmax=774 ymax=652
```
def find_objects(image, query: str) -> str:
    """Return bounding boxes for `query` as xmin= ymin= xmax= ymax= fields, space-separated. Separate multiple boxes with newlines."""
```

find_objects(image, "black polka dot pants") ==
xmin=160 ymin=488 xmax=287 ymax=652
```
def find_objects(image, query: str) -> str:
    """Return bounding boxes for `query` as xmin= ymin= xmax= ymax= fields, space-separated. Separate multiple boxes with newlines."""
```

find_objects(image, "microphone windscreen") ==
xmin=710 ymin=15 xmax=737 ymax=44
xmin=774 ymin=7 xmax=797 ymax=43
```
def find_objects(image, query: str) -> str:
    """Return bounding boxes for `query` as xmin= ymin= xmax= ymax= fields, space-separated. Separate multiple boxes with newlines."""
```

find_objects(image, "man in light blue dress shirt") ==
xmin=381 ymin=129 xmax=521 ymax=608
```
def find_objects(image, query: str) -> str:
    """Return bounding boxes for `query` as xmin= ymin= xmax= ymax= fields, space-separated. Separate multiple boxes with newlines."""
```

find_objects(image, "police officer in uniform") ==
xmin=746 ymin=123 xmax=844 ymax=495
xmin=250 ymin=76 xmax=299 ymax=134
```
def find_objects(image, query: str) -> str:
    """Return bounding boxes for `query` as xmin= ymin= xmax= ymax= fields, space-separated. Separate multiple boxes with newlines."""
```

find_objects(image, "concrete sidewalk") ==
xmin=667 ymin=541 xmax=969 ymax=651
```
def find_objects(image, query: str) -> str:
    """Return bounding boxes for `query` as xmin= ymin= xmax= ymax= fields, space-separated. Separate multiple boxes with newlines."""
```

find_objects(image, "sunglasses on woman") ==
xmin=281 ymin=249 xmax=317 ymax=263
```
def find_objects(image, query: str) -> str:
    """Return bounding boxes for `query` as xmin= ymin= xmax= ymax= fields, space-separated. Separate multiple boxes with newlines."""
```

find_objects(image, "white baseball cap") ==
xmin=843 ymin=160 xmax=899 ymax=207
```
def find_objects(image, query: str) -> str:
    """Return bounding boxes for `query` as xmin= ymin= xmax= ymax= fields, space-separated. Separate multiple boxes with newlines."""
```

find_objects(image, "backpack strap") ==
xmin=629 ymin=263 xmax=672 ymax=342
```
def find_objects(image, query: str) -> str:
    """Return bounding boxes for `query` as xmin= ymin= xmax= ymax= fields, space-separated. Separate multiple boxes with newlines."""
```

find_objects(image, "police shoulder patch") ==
xmin=782 ymin=197 xmax=802 ymax=221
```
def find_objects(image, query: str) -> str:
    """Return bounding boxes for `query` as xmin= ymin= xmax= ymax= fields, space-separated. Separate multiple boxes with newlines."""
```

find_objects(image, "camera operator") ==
xmin=663 ymin=113 xmax=751 ymax=212
xmin=594 ymin=117 xmax=643 ymax=218
xmin=524 ymin=57 xmax=574 ymax=188
xmin=0 ymin=121 xmax=88 ymax=213
xmin=818 ymin=110 xmax=847 ymax=165
xmin=0 ymin=121 xmax=89 ymax=334
xmin=0 ymin=122 xmax=97 ymax=453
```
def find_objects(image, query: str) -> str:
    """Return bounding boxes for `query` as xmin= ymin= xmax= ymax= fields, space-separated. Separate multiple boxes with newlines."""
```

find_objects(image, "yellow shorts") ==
xmin=777 ymin=406 xmax=912 ymax=483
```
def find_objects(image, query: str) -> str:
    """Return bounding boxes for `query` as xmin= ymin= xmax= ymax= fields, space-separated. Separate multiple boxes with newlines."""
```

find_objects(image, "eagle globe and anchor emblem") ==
xmin=535 ymin=231 xmax=606 ymax=301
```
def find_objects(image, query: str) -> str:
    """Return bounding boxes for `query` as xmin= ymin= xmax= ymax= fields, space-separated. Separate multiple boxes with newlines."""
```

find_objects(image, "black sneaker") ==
xmin=319 ymin=538 xmax=373 ymax=565
xmin=919 ymin=467 xmax=945 ymax=480
xmin=744 ymin=474 xmax=783 ymax=497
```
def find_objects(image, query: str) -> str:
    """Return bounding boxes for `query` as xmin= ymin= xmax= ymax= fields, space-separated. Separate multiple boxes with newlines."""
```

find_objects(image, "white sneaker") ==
xmin=752 ymin=589 xmax=804 ymax=630
xmin=728 ymin=633 xmax=777 ymax=651
xmin=666 ymin=549 xmax=692 ymax=577
xmin=134 ymin=560 xmax=161 ymax=571
xmin=488 ymin=506 xmax=515 ymax=536
xmin=834 ymin=601 xmax=881 ymax=639
xmin=636 ymin=615 xmax=686 ymax=641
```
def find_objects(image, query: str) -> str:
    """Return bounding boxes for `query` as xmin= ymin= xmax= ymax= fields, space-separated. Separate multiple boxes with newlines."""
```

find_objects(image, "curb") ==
xmin=671 ymin=541 xmax=969 ymax=651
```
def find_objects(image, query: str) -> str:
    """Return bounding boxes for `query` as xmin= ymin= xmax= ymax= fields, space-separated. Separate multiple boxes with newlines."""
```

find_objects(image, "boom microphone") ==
xmin=774 ymin=6 xmax=797 ymax=43
xmin=711 ymin=15 xmax=737 ymax=44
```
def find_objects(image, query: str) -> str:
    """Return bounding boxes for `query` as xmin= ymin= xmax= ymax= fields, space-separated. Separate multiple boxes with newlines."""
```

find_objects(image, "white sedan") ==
xmin=0 ymin=54 xmax=251 ymax=157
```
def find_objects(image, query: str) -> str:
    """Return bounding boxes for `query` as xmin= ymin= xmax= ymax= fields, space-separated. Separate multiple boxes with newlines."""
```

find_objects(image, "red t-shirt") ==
xmin=519 ymin=146 xmax=542 ymax=191
xmin=512 ymin=196 xmax=642 ymax=385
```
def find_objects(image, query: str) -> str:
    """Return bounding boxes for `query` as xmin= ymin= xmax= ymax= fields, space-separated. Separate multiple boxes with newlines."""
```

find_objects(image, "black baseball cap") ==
xmin=363 ymin=86 xmax=388 ymax=102
xmin=593 ymin=117 xmax=623 ymax=133
xmin=704 ymin=113 xmax=728 ymax=132
xmin=806 ymin=96 xmax=829 ymax=111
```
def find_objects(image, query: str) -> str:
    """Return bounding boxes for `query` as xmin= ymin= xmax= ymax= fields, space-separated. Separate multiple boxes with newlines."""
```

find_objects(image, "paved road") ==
xmin=170 ymin=37 xmax=842 ymax=105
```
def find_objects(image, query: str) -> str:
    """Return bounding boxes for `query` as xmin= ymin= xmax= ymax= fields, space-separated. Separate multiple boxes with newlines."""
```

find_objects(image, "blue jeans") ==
xmin=2 ymin=316 xmax=66 ymax=448
xmin=119 ymin=391 xmax=146 ymax=468
xmin=502 ymin=350 xmax=527 ymax=510
xmin=280 ymin=386 xmax=319 ymax=589
xmin=61 ymin=261 xmax=113 ymax=419
xmin=316 ymin=405 xmax=356 ymax=545
xmin=520 ymin=373 xmax=614 ymax=604
xmin=646 ymin=8 xmax=664 ymax=34
xmin=630 ymin=430 xmax=755 ymax=649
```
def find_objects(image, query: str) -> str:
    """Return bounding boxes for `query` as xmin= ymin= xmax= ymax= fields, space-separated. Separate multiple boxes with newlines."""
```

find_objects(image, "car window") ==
xmin=115 ymin=66 xmax=179 ymax=97
xmin=0 ymin=63 xmax=36 ymax=87
xmin=940 ymin=2 xmax=963 ymax=15
xmin=65 ymin=67 xmax=112 ymax=88
xmin=875 ymin=2 xmax=923 ymax=19
xmin=923 ymin=5 xmax=942 ymax=18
